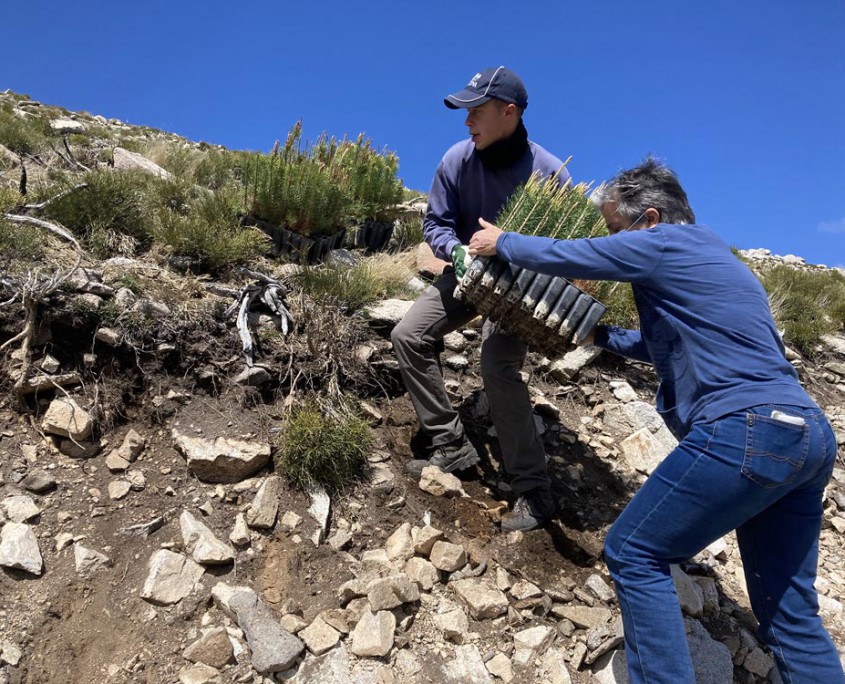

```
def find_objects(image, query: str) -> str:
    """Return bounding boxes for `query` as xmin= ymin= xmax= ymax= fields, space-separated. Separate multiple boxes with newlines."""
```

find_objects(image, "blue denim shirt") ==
xmin=496 ymin=223 xmax=816 ymax=438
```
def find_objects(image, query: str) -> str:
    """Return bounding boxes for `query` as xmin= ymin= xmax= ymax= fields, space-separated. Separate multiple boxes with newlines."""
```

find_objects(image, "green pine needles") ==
xmin=495 ymin=172 xmax=605 ymax=241
xmin=247 ymin=123 xmax=403 ymax=237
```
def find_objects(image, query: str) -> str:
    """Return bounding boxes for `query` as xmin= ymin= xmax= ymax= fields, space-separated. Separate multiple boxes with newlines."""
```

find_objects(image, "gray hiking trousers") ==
xmin=390 ymin=269 xmax=550 ymax=495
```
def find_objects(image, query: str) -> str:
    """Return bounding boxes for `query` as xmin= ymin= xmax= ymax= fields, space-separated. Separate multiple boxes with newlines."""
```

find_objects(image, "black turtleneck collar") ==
xmin=476 ymin=120 xmax=529 ymax=170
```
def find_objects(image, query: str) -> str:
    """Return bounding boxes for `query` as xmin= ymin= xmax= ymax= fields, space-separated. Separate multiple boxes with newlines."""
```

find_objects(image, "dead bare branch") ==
xmin=21 ymin=182 xmax=89 ymax=213
xmin=4 ymin=213 xmax=83 ymax=251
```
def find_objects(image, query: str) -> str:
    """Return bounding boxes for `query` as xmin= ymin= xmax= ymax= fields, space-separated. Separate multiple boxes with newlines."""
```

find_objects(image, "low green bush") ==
xmin=43 ymin=169 xmax=158 ymax=258
xmin=0 ymin=104 xmax=51 ymax=156
xmin=293 ymin=253 xmax=414 ymax=312
xmin=389 ymin=215 xmax=424 ymax=252
xmin=153 ymin=188 xmax=270 ymax=274
xmin=326 ymin=134 xmax=403 ymax=223
xmin=247 ymin=123 xmax=349 ymax=237
xmin=760 ymin=265 xmax=845 ymax=356
xmin=274 ymin=398 xmax=371 ymax=493
xmin=0 ymin=189 xmax=41 ymax=260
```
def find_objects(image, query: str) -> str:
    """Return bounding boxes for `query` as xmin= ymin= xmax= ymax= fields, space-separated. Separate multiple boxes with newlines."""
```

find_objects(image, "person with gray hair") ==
xmin=469 ymin=158 xmax=843 ymax=684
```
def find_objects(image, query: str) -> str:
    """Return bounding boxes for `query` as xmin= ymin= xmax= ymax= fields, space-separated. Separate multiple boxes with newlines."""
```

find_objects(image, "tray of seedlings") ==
xmin=454 ymin=173 xmax=608 ymax=357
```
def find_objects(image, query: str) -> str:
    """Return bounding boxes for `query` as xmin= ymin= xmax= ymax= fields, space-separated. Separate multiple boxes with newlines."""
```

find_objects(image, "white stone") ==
xmin=430 ymin=540 xmax=467 ymax=572
xmin=413 ymin=525 xmax=445 ymax=556
xmin=442 ymin=644 xmax=492 ymax=683
xmin=366 ymin=575 xmax=420 ymax=610
xmin=50 ymin=118 xmax=86 ymax=134
xmin=513 ymin=625 xmax=556 ymax=655
xmin=140 ymin=550 xmax=204 ymax=605
xmin=1 ymin=495 xmax=41 ymax=523
xmin=350 ymin=610 xmax=395 ymax=657
xmin=41 ymin=396 xmax=93 ymax=440
xmin=299 ymin=617 xmax=341 ymax=656
xmin=451 ymin=579 xmax=509 ymax=619
xmin=385 ymin=522 xmax=415 ymax=561
xmin=108 ymin=479 xmax=131 ymax=500
xmin=485 ymin=653 xmax=514 ymax=682
xmin=74 ymin=544 xmax=111 ymax=577
xmin=172 ymin=428 xmax=271 ymax=483
xmin=549 ymin=345 xmax=602 ymax=382
xmin=180 ymin=510 xmax=235 ymax=565
xmin=404 ymin=557 xmax=439 ymax=591
xmin=113 ymin=147 xmax=173 ymax=179
xmin=246 ymin=476 xmax=282 ymax=529
xmin=363 ymin=299 xmax=414 ymax=325
xmin=229 ymin=513 xmax=251 ymax=546
xmin=434 ymin=608 xmax=468 ymax=643
xmin=0 ymin=522 xmax=43 ymax=575
xmin=585 ymin=574 xmax=616 ymax=603
xmin=419 ymin=466 xmax=465 ymax=497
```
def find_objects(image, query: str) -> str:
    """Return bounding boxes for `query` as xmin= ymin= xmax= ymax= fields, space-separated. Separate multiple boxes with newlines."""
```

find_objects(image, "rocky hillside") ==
xmin=0 ymin=92 xmax=844 ymax=684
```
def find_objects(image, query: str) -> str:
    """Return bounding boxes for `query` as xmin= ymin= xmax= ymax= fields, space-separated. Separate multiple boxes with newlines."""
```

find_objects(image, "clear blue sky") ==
xmin=2 ymin=1 xmax=843 ymax=267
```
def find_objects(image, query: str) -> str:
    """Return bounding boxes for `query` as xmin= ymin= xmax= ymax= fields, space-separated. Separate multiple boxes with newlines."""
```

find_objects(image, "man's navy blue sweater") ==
xmin=496 ymin=223 xmax=815 ymax=438
xmin=424 ymin=138 xmax=568 ymax=261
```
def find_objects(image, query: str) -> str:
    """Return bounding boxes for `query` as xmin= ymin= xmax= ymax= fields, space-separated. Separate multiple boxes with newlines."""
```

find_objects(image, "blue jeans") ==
xmin=605 ymin=404 xmax=844 ymax=684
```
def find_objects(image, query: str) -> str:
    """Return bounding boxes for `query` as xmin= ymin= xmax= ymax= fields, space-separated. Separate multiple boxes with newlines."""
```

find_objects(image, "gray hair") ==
xmin=591 ymin=156 xmax=695 ymax=226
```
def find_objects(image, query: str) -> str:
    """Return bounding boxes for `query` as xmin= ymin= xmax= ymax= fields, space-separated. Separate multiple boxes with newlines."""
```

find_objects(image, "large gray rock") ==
xmin=363 ymin=299 xmax=414 ymax=326
xmin=591 ymin=620 xmax=733 ymax=684
xmin=246 ymin=476 xmax=282 ymax=529
xmin=211 ymin=582 xmax=256 ymax=621
xmin=671 ymin=565 xmax=704 ymax=617
xmin=113 ymin=147 xmax=173 ymax=179
xmin=140 ymin=550 xmax=204 ymax=605
xmin=41 ymin=396 xmax=93 ymax=440
xmin=686 ymin=618 xmax=734 ymax=684
xmin=180 ymin=510 xmax=235 ymax=565
xmin=229 ymin=591 xmax=304 ymax=674
xmin=0 ymin=522 xmax=43 ymax=575
xmin=50 ymin=118 xmax=86 ymax=134
xmin=172 ymin=428 xmax=271 ymax=483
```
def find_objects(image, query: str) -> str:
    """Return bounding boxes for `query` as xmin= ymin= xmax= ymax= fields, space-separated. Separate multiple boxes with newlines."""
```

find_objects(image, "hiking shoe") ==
xmin=501 ymin=488 xmax=556 ymax=532
xmin=405 ymin=436 xmax=480 ymax=478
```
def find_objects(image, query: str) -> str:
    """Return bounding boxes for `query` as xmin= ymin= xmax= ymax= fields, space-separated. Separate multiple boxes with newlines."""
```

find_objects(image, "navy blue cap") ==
xmin=444 ymin=66 xmax=528 ymax=110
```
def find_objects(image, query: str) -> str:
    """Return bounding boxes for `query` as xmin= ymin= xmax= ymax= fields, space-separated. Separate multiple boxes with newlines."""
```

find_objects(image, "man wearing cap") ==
xmin=391 ymin=66 xmax=569 ymax=532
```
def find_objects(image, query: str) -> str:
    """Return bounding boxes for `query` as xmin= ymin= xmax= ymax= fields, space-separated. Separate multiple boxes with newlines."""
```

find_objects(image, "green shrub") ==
xmin=153 ymin=188 xmax=270 ymax=274
xmin=0 ymin=104 xmax=50 ymax=155
xmin=151 ymin=143 xmax=250 ymax=190
xmin=293 ymin=253 xmax=414 ymax=312
xmin=326 ymin=134 xmax=403 ymax=223
xmin=0 ymin=189 xmax=41 ymax=260
xmin=43 ymin=169 xmax=158 ymax=257
xmin=760 ymin=265 xmax=845 ymax=356
xmin=389 ymin=215 xmax=424 ymax=252
xmin=274 ymin=398 xmax=371 ymax=493
xmin=247 ymin=123 xmax=350 ymax=237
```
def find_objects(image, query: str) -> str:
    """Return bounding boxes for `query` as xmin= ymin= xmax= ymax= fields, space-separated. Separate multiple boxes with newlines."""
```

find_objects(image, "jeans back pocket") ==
xmin=742 ymin=412 xmax=810 ymax=489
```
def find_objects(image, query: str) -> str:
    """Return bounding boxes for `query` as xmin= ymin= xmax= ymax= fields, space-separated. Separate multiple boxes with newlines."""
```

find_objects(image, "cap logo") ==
xmin=468 ymin=73 xmax=482 ymax=88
